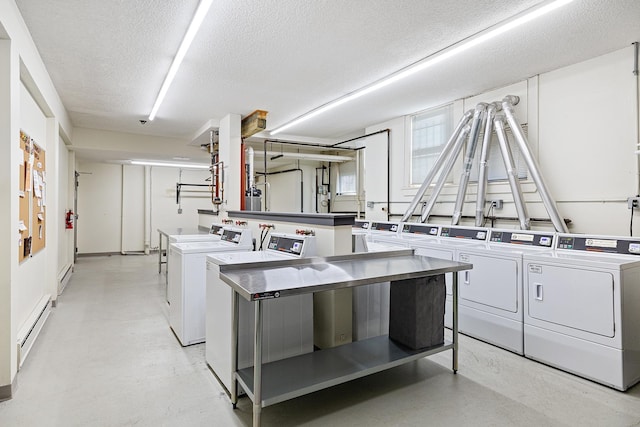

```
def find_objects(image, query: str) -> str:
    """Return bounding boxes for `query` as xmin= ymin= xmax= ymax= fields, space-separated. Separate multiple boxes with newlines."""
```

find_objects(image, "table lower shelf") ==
xmin=236 ymin=335 xmax=453 ymax=407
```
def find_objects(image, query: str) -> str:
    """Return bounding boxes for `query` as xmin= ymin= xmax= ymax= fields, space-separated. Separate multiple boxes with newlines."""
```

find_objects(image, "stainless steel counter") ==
xmin=220 ymin=250 xmax=469 ymax=300
xmin=220 ymin=250 xmax=472 ymax=427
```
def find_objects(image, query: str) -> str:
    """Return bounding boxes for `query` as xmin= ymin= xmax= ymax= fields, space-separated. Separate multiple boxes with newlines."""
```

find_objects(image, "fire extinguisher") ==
xmin=65 ymin=210 xmax=74 ymax=229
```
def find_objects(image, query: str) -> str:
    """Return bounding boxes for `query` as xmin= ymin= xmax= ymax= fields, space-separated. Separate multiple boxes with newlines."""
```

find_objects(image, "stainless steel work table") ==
xmin=219 ymin=250 xmax=472 ymax=427
xmin=157 ymin=227 xmax=208 ymax=273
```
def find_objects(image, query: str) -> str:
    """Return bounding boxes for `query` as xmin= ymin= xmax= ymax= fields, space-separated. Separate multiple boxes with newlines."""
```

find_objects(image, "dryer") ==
xmin=168 ymin=227 xmax=253 ymax=346
xmin=523 ymin=233 xmax=640 ymax=390
xmin=435 ymin=226 xmax=489 ymax=328
xmin=205 ymin=233 xmax=316 ymax=394
xmin=456 ymin=229 xmax=554 ymax=354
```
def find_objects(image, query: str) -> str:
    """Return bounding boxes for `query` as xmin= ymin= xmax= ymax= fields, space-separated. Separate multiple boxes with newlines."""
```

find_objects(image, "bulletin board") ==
xmin=19 ymin=130 xmax=46 ymax=262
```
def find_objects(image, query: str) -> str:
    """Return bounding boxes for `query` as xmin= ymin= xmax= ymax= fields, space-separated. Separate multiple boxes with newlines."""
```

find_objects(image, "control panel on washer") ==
xmin=353 ymin=220 xmax=370 ymax=231
xmin=489 ymin=230 xmax=554 ymax=247
xmin=401 ymin=223 xmax=439 ymax=236
xmin=369 ymin=222 xmax=400 ymax=233
xmin=220 ymin=228 xmax=247 ymax=244
xmin=210 ymin=224 xmax=224 ymax=235
xmin=439 ymin=226 xmax=488 ymax=241
xmin=267 ymin=233 xmax=315 ymax=257
xmin=556 ymin=234 xmax=640 ymax=255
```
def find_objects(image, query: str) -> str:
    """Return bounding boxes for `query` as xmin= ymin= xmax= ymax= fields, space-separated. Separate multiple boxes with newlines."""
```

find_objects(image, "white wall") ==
xmin=75 ymin=160 xmax=216 ymax=253
xmin=122 ymin=165 xmax=144 ymax=252
xmin=56 ymin=138 xmax=72 ymax=276
xmin=15 ymin=82 xmax=48 ymax=336
xmin=149 ymin=167 xmax=213 ymax=249
xmin=262 ymin=161 xmax=317 ymax=213
xmin=367 ymin=46 xmax=640 ymax=236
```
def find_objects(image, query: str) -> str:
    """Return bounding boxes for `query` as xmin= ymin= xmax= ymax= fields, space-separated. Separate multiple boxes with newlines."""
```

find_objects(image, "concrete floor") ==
xmin=1 ymin=254 xmax=639 ymax=427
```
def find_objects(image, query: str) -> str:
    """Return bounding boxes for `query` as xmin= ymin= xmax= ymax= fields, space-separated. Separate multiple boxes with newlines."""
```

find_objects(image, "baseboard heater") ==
xmin=58 ymin=263 xmax=73 ymax=296
xmin=17 ymin=295 xmax=52 ymax=370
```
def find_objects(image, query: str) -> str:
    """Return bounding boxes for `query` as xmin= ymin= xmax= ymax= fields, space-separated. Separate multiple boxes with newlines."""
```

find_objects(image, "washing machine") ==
xmin=368 ymin=220 xmax=404 ymax=245
xmin=352 ymin=220 xmax=370 ymax=253
xmin=455 ymin=228 xmax=555 ymax=354
xmin=205 ymin=233 xmax=316 ymax=394
xmin=523 ymin=233 xmax=640 ymax=391
xmin=168 ymin=223 xmax=225 ymax=243
xmin=168 ymin=227 xmax=253 ymax=346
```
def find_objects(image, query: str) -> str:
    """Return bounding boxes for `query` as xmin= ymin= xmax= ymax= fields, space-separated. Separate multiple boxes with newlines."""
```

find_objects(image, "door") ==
xmin=526 ymin=262 xmax=615 ymax=337
xmin=458 ymin=252 xmax=518 ymax=313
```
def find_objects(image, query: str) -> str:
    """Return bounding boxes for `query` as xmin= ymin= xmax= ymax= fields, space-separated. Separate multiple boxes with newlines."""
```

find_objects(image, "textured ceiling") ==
xmin=15 ymin=0 xmax=640 ymax=155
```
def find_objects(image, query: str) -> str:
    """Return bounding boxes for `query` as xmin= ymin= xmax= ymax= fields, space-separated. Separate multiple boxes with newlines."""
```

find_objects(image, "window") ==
xmin=470 ymin=124 xmax=528 ymax=182
xmin=410 ymin=105 xmax=453 ymax=185
xmin=336 ymin=159 xmax=357 ymax=195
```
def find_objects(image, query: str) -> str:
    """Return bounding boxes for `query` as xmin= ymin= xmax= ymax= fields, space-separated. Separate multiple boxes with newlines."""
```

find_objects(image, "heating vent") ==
xmin=58 ymin=263 xmax=73 ymax=296
xmin=17 ymin=295 xmax=51 ymax=370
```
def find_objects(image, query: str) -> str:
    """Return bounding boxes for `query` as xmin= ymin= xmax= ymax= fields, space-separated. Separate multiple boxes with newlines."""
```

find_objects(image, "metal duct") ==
xmin=401 ymin=109 xmax=474 ymax=222
xmin=452 ymin=103 xmax=487 ymax=225
xmin=420 ymin=124 xmax=472 ymax=223
xmin=502 ymin=96 xmax=568 ymax=232
xmin=494 ymin=116 xmax=530 ymax=230
xmin=475 ymin=102 xmax=498 ymax=226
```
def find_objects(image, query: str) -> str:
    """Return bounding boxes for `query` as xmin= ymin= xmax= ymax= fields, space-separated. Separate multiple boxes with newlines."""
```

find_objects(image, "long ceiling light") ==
xmin=270 ymin=0 xmax=575 ymax=136
xmin=256 ymin=151 xmax=354 ymax=163
xmin=130 ymin=160 xmax=209 ymax=169
xmin=148 ymin=0 xmax=214 ymax=121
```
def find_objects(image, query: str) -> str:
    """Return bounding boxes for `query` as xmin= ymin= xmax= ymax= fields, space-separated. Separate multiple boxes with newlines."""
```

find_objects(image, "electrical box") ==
xmin=241 ymin=110 xmax=268 ymax=138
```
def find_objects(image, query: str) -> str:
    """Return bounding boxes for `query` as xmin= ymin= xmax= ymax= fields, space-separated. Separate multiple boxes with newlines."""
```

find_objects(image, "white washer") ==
xmin=205 ymin=233 xmax=316 ymax=394
xmin=352 ymin=220 xmax=370 ymax=253
xmin=368 ymin=221 xmax=404 ymax=245
xmin=168 ymin=223 xmax=225 ymax=243
xmin=168 ymin=227 xmax=253 ymax=346
xmin=523 ymin=233 xmax=640 ymax=390
xmin=455 ymin=229 xmax=555 ymax=354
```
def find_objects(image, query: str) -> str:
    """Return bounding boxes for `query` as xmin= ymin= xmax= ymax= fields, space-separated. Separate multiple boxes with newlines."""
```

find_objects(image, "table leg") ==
xmin=253 ymin=299 xmax=263 ymax=427
xmin=231 ymin=290 xmax=239 ymax=408
xmin=452 ymin=272 xmax=459 ymax=374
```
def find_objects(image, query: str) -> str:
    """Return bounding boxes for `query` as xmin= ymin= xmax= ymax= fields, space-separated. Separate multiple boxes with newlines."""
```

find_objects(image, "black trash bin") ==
xmin=388 ymin=274 xmax=446 ymax=349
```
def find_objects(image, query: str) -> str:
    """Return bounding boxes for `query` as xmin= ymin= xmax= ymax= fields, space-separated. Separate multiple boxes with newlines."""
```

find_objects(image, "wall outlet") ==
xmin=490 ymin=199 xmax=504 ymax=209
xmin=627 ymin=197 xmax=640 ymax=209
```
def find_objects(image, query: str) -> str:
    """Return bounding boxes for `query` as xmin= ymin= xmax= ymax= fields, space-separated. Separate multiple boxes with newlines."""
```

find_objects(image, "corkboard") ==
xmin=18 ymin=130 xmax=46 ymax=262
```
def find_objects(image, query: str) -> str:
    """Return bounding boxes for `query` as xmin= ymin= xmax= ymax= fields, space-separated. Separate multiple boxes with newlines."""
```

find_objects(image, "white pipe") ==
xmin=120 ymin=165 xmax=125 ymax=255
xmin=502 ymin=96 xmax=568 ymax=232
xmin=494 ymin=116 xmax=530 ymax=230
xmin=356 ymin=149 xmax=361 ymax=218
xmin=634 ymin=42 xmax=640 ymax=196
xmin=144 ymin=166 xmax=151 ymax=254
xmin=246 ymin=146 xmax=255 ymax=210
xmin=475 ymin=103 xmax=498 ymax=226
xmin=452 ymin=103 xmax=488 ymax=225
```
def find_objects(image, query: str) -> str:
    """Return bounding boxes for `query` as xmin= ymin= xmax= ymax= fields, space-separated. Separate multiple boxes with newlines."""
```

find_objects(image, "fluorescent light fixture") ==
xmin=148 ymin=0 xmax=214 ymax=121
xmin=257 ymin=151 xmax=354 ymax=163
xmin=130 ymin=160 xmax=209 ymax=169
xmin=270 ymin=0 xmax=574 ymax=135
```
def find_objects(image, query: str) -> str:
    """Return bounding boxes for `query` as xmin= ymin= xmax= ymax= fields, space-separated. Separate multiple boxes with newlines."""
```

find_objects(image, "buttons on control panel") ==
xmin=629 ymin=243 xmax=640 ymax=254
